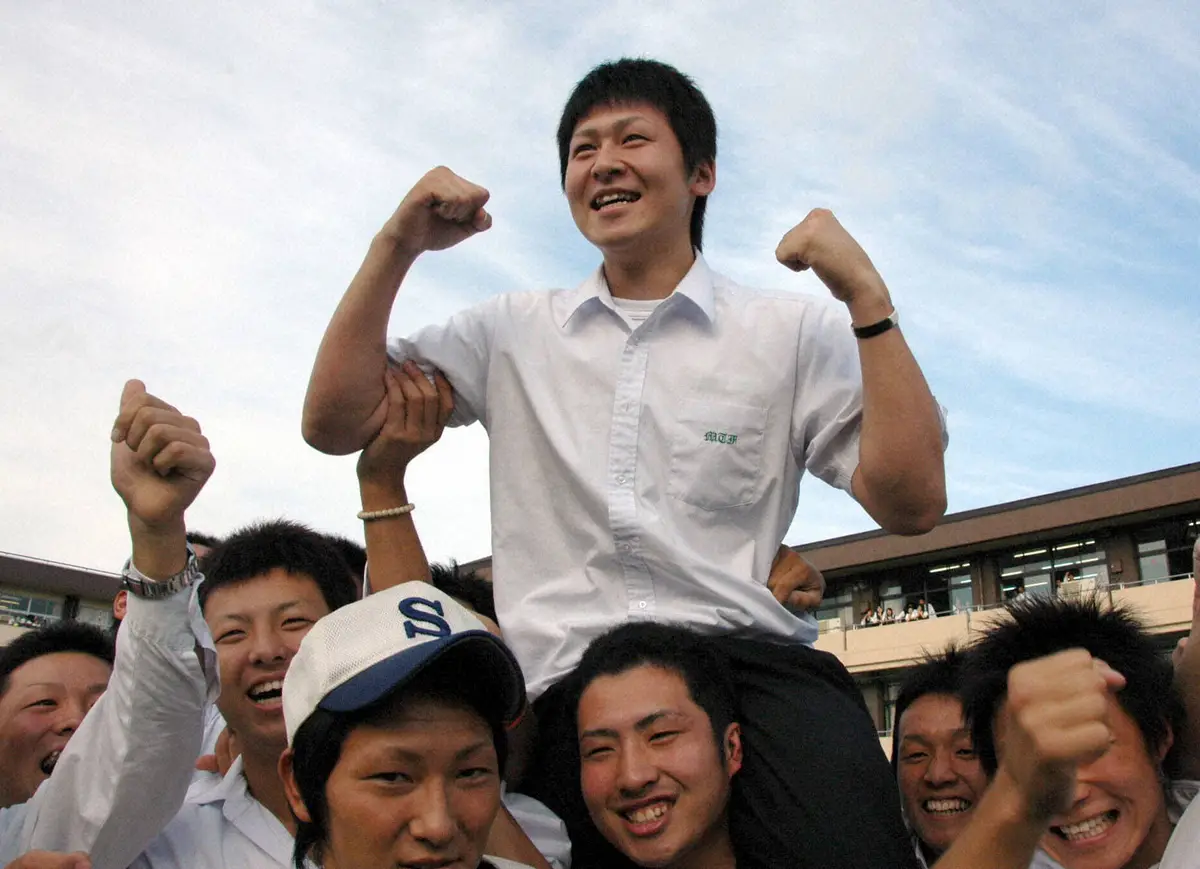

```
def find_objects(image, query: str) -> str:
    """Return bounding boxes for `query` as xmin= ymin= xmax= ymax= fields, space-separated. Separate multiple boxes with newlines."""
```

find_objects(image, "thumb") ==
xmin=120 ymin=378 xmax=146 ymax=409
xmin=472 ymin=208 xmax=492 ymax=232
xmin=1094 ymin=659 xmax=1127 ymax=691
xmin=111 ymin=379 xmax=147 ymax=443
xmin=195 ymin=753 xmax=219 ymax=773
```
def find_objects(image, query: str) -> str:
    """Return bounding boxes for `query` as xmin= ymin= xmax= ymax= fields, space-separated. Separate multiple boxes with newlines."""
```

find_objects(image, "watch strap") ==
xmin=121 ymin=545 xmax=202 ymax=600
xmin=852 ymin=310 xmax=899 ymax=339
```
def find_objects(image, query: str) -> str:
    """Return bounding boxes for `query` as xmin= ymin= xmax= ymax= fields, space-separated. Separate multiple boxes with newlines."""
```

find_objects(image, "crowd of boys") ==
xmin=1 ymin=57 xmax=1196 ymax=869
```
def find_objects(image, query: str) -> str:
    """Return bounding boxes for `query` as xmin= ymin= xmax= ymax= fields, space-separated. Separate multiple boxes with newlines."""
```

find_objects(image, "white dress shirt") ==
xmin=132 ymin=756 xmax=293 ymax=868
xmin=0 ymin=585 xmax=215 ymax=869
xmin=391 ymin=254 xmax=878 ymax=698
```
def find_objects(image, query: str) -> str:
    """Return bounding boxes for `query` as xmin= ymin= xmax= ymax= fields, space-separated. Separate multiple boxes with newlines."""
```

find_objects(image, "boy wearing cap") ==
xmin=279 ymin=581 xmax=537 ymax=869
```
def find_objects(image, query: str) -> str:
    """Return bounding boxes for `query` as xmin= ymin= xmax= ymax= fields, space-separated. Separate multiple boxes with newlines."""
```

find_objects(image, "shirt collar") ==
xmin=554 ymin=253 xmax=717 ymax=328
xmin=187 ymin=755 xmax=249 ymax=807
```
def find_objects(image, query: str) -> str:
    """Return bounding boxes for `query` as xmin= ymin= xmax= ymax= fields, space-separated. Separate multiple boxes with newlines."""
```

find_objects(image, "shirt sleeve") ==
xmin=503 ymin=791 xmax=572 ymax=869
xmin=789 ymin=299 xmax=864 ymax=495
xmin=15 ymin=580 xmax=217 ymax=869
xmin=387 ymin=295 xmax=503 ymax=428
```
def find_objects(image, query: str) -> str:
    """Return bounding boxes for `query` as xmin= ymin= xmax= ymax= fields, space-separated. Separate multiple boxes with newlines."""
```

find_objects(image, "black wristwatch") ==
xmin=121 ymin=546 xmax=202 ymax=600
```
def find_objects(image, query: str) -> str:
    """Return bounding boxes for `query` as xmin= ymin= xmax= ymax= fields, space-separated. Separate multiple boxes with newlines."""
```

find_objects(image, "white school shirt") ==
xmin=391 ymin=254 xmax=915 ymax=698
xmin=0 ymin=585 xmax=215 ymax=869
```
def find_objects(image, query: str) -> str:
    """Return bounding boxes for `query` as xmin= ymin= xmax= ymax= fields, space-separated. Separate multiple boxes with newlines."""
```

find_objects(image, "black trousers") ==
xmin=517 ymin=637 xmax=920 ymax=869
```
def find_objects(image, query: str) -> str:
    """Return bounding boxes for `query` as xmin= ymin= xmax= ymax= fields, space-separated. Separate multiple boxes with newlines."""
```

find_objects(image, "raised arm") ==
xmin=11 ymin=381 xmax=216 ymax=869
xmin=302 ymin=167 xmax=492 ymax=455
xmin=777 ymin=209 xmax=946 ymax=535
xmin=1172 ymin=539 xmax=1200 ymax=779
xmin=356 ymin=363 xmax=454 ymax=593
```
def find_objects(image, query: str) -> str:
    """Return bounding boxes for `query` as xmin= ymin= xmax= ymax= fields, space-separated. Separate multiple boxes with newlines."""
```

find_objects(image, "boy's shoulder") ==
xmin=709 ymin=267 xmax=849 ymax=328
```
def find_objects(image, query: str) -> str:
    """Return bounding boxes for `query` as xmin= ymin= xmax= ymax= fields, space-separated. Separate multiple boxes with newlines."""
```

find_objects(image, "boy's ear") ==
xmin=279 ymin=747 xmax=313 ymax=824
xmin=689 ymin=160 xmax=716 ymax=197
xmin=723 ymin=722 xmax=743 ymax=777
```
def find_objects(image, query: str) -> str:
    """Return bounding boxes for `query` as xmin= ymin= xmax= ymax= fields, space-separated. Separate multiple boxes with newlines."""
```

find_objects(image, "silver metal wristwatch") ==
xmin=121 ymin=545 xmax=202 ymax=600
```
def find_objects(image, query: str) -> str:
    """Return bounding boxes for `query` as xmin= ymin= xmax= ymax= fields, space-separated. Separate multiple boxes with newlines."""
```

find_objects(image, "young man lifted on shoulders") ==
xmin=304 ymin=58 xmax=946 ymax=868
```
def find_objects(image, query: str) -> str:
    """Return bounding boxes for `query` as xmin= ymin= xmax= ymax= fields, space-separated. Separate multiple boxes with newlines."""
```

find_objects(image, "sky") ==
xmin=2 ymin=2 xmax=1198 ymax=574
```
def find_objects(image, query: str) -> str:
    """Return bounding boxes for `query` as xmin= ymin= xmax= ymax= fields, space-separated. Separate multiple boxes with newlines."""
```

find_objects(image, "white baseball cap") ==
xmin=283 ymin=580 xmax=526 ymax=745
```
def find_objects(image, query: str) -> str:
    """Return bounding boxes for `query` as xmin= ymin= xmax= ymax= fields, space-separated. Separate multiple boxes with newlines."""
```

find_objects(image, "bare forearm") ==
xmin=933 ymin=773 xmax=1045 ymax=869
xmin=359 ymin=478 xmax=431 ymax=593
xmin=1174 ymin=579 xmax=1200 ymax=777
xmin=302 ymin=235 xmax=417 ymax=454
xmin=850 ymin=295 xmax=946 ymax=535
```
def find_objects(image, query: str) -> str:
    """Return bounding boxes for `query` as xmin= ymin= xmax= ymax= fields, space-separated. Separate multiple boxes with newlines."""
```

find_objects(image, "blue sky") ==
xmin=2 ymin=2 xmax=1197 ymax=572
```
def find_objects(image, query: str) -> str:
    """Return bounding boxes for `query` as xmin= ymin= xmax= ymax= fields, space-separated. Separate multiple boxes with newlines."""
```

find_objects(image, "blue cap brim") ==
xmin=318 ymin=630 xmax=526 ymax=727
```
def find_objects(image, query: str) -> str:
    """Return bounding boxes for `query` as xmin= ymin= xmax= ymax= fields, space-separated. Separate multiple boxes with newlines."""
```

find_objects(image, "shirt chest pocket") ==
xmin=667 ymin=398 xmax=769 ymax=510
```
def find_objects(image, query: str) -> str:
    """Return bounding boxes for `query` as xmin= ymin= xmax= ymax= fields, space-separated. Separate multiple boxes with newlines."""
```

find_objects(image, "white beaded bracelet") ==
xmin=357 ymin=504 xmax=416 ymax=522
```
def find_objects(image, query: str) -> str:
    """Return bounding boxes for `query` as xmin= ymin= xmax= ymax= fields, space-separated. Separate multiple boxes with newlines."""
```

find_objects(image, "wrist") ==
xmin=127 ymin=513 xmax=188 ymax=580
xmin=372 ymin=229 xmax=422 ymax=268
xmin=359 ymin=480 xmax=410 ymax=512
xmin=845 ymin=287 xmax=894 ymax=328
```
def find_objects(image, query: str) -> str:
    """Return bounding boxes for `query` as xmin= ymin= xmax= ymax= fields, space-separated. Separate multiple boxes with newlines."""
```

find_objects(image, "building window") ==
xmin=0 ymin=586 xmax=64 ymax=628
xmin=873 ymin=561 xmax=971 ymax=618
xmin=998 ymin=538 xmax=1109 ymax=600
xmin=814 ymin=584 xmax=854 ymax=631
xmin=1135 ymin=518 xmax=1199 ymax=585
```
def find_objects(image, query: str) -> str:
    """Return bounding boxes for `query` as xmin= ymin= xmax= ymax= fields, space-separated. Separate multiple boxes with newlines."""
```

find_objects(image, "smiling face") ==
xmin=896 ymin=693 xmax=987 ymax=856
xmin=0 ymin=652 xmax=111 ymax=807
xmin=564 ymin=102 xmax=714 ymax=264
xmin=205 ymin=568 xmax=331 ymax=754
xmin=994 ymin=695 xmax=1173 ymax=869
xmin=578 ymin=664 xmax=740 ymax=869
xmin=303 ymin=694 xmax=502 ymax=869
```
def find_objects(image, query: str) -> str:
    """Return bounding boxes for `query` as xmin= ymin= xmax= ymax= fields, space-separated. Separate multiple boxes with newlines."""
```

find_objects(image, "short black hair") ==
xmin=198 ymin=519 xmax=358 ymax=615
xmin=557 ymin=58 xmax=718 ymax=251
xmin=960 ymin=596 xmax=1183 ymax=776
xmin=429 ymin=562 xmax=497 ymax=622
xmin=186 ymin=530 xmax=222 ymax=550
xmin=0 ymin=620 xmax=115 ymax=695
xmin=290 ymin=654 xmax=508 ymax=869
xmin=571 ymin=621 xmax=736 ymax=749
xmin=322 ymin=534 xmax=366 ymax=585
xmin=891 ymin=646 xmax=968 ymax=773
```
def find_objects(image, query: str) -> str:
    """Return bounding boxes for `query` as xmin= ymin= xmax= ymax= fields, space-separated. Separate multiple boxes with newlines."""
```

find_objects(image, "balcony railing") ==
xmin=823 ymin=569 xmax=1196 ymax=634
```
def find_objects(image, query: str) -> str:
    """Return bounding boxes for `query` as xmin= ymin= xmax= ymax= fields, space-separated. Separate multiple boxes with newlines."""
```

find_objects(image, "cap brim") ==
xmin=318 ymin=630 xmax=526 ymax=728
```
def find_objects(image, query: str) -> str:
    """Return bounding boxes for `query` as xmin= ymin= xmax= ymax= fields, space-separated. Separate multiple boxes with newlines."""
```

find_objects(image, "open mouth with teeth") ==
xmin=39 ymin=748 xmax=62 ymax=776
xmin=922 ymin=797 xmax=972 ymax=816
xmin=1051 ymin=810 xmax=1119 ymax=843
xmin=618 ymin=799 xmax=674 ymax=836
xmin=591 ymin=191 xmax=641 ymax=211
xmin=247 ymin=680 xmax=284 ymax=708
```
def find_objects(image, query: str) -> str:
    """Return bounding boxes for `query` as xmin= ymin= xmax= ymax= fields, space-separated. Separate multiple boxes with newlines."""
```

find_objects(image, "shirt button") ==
xmin=638 ymin=601 xmax=648 ymax=609
xmin=619 ymin=543 xmax=632 ymax=553
xmin=617 ymin=475 xmax=626 ymax=484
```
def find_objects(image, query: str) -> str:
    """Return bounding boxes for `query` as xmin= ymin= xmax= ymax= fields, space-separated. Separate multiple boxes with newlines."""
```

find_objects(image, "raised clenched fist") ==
xmin=995 ymin=649 xmax=1125 ymax=821
xmin=110 ymin=380 xmax=215 ymax=530
xmin=775 ymin=209 xmax=890 ymax=310
xmin=381 ymin=166 xmax=492 ymax=257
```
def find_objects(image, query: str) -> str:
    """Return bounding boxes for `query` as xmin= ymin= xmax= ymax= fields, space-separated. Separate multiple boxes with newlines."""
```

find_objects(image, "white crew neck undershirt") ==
xmin=611 ymin=294 xmax=666 ymax=325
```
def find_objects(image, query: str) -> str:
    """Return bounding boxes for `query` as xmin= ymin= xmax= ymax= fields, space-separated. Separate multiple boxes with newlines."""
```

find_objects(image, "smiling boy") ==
xmin=303 ymin=58 xmax=945 ymax=868
xmin=572 ymin=623 xmax=742 ymax=869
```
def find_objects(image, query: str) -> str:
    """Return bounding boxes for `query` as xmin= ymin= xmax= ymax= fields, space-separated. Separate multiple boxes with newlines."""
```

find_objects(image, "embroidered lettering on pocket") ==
xmin=667 ymin=399 xmax=768 ymax=510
